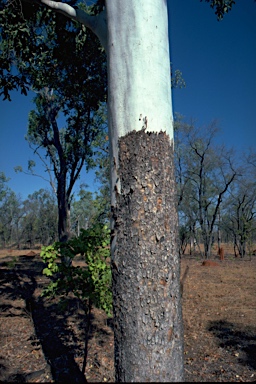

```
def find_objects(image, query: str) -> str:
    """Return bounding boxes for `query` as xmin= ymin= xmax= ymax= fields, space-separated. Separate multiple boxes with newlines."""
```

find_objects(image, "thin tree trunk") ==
xmin=57 ymin=194 xmax=70 ymax=243
xmin=57 ymin=179 xmax=71 ymax=266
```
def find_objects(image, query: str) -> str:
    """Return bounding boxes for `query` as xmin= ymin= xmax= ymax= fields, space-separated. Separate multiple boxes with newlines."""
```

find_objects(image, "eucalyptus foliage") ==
xmin=1 ymin=0 xmax=107 ymax=243
xmin=201 ymin=0 xmax=235 ymax=20
xmin=40 ymin=223 xmax=112 ymax=316
xmin=0 ymin=0 xmax=107 ymax=102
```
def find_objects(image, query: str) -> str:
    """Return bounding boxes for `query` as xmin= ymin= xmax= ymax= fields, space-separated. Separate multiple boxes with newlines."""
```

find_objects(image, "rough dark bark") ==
xmin=57 ymin=178 xmax=71 ymax=266
xmin=57 ymin=184 xmax=70 ymax=243
xmin=111 ymin=130 xmax=184 ymax=382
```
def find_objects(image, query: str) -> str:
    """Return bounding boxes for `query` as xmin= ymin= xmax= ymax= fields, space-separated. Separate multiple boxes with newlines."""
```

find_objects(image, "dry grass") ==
xmin=0 ymin=247 xmax=255 ymax=382
xmin=0 ymin=248 xmax=41 ymax=258
xmin=181 ymin=257 xmax=256 ymax=381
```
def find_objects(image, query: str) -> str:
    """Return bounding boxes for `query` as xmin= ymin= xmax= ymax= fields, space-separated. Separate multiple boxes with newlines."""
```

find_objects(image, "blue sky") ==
xmin=0 ymin=90 xmax=100 ymax=200
xmin=169 ymin=0 xmax=256 ymax=148
xmin=0 ymin=0 xmax=256 ymax=200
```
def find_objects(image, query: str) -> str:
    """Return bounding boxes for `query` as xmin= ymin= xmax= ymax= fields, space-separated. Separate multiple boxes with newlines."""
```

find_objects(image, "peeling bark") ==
xmin=111 ymin=130 xmax=184 ymax=382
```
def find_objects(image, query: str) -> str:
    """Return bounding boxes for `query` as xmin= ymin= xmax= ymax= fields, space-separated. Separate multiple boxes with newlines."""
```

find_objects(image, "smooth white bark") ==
xmin=39 ymin=0 xmax=173 ymax=149
xmin=105 ymin=0 xmax=173 ymax=203
xmin=106 ymin=0 xmax=173 ymax=140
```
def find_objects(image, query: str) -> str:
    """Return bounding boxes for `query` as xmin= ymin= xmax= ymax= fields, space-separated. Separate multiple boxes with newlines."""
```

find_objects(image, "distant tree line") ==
xmin=1 ymin=118 xmax=255 ymax=258
xmin=0 ymin=173 xmax=109 ymax=250
xmin=174 ymin=116 xmax=256 ymax=258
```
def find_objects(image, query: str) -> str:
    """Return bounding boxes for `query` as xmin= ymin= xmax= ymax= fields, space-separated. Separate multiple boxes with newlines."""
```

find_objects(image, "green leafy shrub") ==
xmin=40 ymin=223 xmax=112 ymax=316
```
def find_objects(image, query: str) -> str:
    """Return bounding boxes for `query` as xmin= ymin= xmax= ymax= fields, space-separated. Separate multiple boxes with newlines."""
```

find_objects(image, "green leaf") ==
xmin=43 ymin=267 xmax=53 ymax=276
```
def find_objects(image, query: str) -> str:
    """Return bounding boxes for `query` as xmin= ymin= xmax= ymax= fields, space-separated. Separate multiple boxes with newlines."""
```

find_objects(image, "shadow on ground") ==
xmin=0 ymin=256 xmax=97 ymax=383
xmin=208 ymin=320 xmax=256 ymax=370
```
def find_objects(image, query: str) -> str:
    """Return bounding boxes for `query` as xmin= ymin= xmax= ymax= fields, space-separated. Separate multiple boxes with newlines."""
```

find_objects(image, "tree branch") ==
xmin=38 ymin=0 xmax=108 ymax=50
xmin=28 ymin=143 xmax=57 ymax=194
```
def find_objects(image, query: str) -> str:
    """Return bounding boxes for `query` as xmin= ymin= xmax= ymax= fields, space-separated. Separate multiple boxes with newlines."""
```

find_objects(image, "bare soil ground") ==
xmin=0 ymin=246 xmax=255 ymax=382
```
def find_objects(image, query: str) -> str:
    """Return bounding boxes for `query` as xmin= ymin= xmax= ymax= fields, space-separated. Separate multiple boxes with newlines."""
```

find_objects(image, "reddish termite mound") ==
xmin=218 ymin=247 xmax=224 ymax=261
xmin=202 ymin=260 xmax=220 ymax=267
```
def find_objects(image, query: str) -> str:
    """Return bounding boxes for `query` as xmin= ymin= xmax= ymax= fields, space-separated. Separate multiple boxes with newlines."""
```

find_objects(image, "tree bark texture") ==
xmin=111 ymin=130 xmax=184 ymax=382
xmin=57 ymin=181 xmax=70 ymax=243
xmin=57 ymin=180 xmax=71 ymax=266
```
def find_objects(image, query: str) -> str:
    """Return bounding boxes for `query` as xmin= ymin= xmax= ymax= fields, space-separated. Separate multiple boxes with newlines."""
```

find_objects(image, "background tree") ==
xmin=26 ymin=88 xmax=106 ymax=245
xmin=221 ymin=153 xmax=256 ymax=257
xmin=175 ymin=117 xmax=238 ymax=258
xmin=1 ymin=0 xmax=107 ymax=247
xmin=0 ymin=173 xmax=23 ymax=248
xmin=21 ymin=188 xmax=58 ymax=247
xmin=71 ymin=186 xmax=99 ymax=236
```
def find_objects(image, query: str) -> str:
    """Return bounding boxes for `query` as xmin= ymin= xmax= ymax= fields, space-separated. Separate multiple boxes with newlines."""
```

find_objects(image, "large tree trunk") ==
xmin=106 ymin=0 xmax=184 ymax=381
xmin=111 ymin=130 xmax=184 ymax=381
